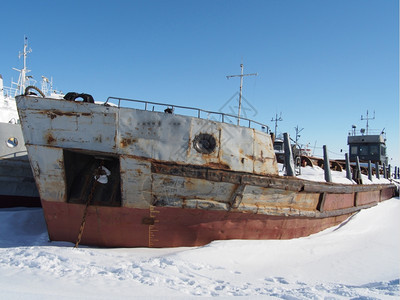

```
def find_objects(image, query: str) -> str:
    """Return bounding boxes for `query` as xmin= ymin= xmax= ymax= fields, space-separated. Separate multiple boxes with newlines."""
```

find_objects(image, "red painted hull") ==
xmin=42 ymin=200 xmax=352 ymax=247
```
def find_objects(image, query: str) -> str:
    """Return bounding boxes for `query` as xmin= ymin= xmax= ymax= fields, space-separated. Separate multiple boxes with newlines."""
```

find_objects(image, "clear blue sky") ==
xmin=1 ymin=0 xmax=399 ymax=166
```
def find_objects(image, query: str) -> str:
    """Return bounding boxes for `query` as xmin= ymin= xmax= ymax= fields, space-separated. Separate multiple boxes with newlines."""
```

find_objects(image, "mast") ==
xmin=361 ymin=110 xmax=375 ymax=135
xmin=294 ymin=125 xmax=304 ymax=145
xmin=12 ymin=37 xmax=32 ymax=95
xmin=271 ymin=113 xmax=283 ymax=137
xmin=226 ymin=64 xmax=257 ymax=125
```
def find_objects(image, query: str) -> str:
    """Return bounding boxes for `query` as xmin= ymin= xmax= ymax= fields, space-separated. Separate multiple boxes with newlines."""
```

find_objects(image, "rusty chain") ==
xmin=74 ymin=160 xmax=105 ymax=248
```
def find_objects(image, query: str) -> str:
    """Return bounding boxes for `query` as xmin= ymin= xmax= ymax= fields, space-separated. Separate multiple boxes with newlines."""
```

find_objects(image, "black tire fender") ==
xmin=64 ymin=92 xmax=94 ymax=103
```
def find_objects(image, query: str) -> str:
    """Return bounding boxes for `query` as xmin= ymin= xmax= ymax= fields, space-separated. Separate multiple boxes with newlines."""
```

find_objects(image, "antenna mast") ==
xmin=361 ymin=110 xmax=375 ymax=135
xmin=271 ymin=113 xmax=283 ymax=137
xmin=12 ymin=37 xmax=32 ymax=95
xmin=226 ymin=64 xmax=257 ymax=125
xmin=294 ymin=125 xmax=304 ymax=145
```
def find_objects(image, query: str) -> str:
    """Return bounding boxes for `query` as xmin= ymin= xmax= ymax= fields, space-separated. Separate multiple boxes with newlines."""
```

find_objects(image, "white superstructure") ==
xmin=0 ymin=37 xmax=63 ymax=206
xmin=0 ymin=37 xmax=63 ymax=124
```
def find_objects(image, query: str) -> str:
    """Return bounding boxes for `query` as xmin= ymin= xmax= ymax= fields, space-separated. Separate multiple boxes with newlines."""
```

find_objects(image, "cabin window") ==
xmin=381 ymin=146 xmax=386 ymax=156
xmin=370 ymin=145 xmax=378 ymax=156
xmin=359 ymin=145 xmax=368 ymax=155
xmin=351 ymin=146 xmax=358 ymax=155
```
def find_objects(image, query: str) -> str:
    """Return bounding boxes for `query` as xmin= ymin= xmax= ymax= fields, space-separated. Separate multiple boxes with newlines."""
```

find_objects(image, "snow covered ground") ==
xmin=278 ymin=163 xmax=393 ymax=185
xmin=0 ymin=196 xmax=399 ymax=299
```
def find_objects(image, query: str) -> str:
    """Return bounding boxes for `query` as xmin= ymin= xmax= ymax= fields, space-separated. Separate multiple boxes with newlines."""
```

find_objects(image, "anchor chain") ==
xmin=74 ymin=161 xmax=105 ymax=248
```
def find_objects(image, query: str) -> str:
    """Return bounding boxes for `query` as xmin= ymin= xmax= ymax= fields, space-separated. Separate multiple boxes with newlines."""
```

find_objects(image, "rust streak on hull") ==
xmin=323 ymin=193 xmax=355 ymax=211
xmin=16 ymin=95 xmax=397 ymax=248
xmin=42 ymin=200 xmax=352 ymax=248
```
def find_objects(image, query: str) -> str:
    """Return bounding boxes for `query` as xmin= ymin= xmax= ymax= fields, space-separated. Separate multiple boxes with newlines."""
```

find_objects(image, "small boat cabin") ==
xmin=347 ymin=133 xmax=388 ymax=165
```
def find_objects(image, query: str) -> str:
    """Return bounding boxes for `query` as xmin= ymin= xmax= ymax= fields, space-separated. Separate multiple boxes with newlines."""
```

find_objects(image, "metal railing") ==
xmin=2 ymin=86 xmax=19 ymax=99
xmin=105 ymin=96 xmax=269 ymax=132
xmin=348 ymin=129 xmax=386 ymax=137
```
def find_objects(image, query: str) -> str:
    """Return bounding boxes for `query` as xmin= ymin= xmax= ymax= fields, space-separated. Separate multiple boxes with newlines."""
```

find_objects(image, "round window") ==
xmin=193 ymin=133 xmax=216 ymax=154
xmin=6 ymin=137 xmax=18 ymax=148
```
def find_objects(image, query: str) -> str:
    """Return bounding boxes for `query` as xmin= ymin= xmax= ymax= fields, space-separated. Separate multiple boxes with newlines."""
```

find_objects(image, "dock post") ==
xmin=388 ymin=164 xmax=391 ymax=179
xmin=383 ymin=163 xmax=387 ymax=179
xmin=345 ymin=153 xmax=352 ymax=181
xmin=323 ymin=145 xmax=332 ymax=183
xmin=394 ymin=166 xmax=397 ymax=179
xmin=283 ymin=133 xmax=295 ymax=176
xmin=353 ymin=156 xmax=363 ymax=184
xmin=368 ymin=161 xmax=372 ymax=181
xmin=375 ymin=161 xmax=380 ymax=179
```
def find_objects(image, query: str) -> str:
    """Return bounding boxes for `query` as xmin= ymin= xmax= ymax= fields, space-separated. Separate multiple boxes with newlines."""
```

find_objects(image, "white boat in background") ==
xmin=0 ymin=37 xmax=63 ymax=207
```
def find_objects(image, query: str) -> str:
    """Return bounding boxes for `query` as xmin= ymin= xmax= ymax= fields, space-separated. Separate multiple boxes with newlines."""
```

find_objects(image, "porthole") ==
xmin=193 ymin=133 xmax=217 ymax=154
xmin=6 ymin=137 xmax=18 ymax=148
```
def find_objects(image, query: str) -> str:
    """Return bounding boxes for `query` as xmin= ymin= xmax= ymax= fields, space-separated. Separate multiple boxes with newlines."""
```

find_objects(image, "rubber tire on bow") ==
xmin=64 ymin=92 xmax=94 ymax=103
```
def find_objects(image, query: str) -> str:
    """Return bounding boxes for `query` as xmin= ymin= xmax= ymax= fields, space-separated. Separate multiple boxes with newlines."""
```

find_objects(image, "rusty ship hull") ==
xmin=16 ymin=95 xmax=396 ymax=247
xmin=43 ymin=202 xmax=353 ymax=248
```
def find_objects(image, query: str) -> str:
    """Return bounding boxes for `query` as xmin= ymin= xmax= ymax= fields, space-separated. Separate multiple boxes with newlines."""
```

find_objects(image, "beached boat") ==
xmin=15 ymin=92 xmax=396 ymax=247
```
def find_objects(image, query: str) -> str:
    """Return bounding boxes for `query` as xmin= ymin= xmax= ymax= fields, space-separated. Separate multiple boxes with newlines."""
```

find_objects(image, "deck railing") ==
xmin=106 ymin=96 xmax=269 ymax=132
xmin=348 ymin=129 xmax=386 ymax=137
